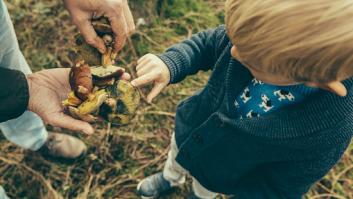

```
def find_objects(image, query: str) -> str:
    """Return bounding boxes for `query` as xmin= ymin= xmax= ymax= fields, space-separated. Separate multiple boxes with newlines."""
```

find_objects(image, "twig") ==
xmin=331 ymin=164 xmax=353 ymax=188
xmin=135 ymin=31 xmax=163 ymax=47
xmin=142 ymin=111 xmax=175 ymax=118
xmin=76 ymin=170 xmax=94 ymax=199
xmin=132 ymin=146 xmax=170 ymax=176
xmin=308 ymin=193 xmax=346 ymax=199
xmin=0 ymin=156 xmax=62 ymax=199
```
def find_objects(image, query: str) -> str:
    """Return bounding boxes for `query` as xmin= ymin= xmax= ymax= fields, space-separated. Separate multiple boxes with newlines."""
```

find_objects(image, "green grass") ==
xmin=0 ymin=0 xmax=352 ymax=198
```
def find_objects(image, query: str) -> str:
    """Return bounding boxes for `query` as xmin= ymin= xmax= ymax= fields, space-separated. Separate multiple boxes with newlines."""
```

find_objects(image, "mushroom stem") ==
xmin=102 ymin=47 xmax=113 ymax=67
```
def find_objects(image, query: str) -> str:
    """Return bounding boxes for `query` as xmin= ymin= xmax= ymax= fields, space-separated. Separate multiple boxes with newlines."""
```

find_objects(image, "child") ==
xmin=132 ymin=0 xmax=353 ymax=198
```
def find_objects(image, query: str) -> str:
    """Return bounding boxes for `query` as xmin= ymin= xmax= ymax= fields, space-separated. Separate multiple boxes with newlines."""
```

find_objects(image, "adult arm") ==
xmin=0 ymin=68 xmax=29 ymax=122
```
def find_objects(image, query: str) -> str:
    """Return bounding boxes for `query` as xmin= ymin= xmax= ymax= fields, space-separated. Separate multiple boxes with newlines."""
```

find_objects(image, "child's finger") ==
xmin=137 ymin=54 xmax=149 ymax=64
xmin=136 ymin=63 xmax=154 ymax=77
xmin=147 ymin=83 xmax=166 ymax=103
xmin=136 ymin=57 xmax=150 ymax=71
xmin=131 ymin=73 xmax=155 ymax=87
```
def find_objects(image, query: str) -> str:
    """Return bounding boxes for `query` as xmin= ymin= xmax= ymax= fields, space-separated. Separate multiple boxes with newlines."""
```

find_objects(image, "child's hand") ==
xmin=131 ymin=54 xmax=170 ymax=103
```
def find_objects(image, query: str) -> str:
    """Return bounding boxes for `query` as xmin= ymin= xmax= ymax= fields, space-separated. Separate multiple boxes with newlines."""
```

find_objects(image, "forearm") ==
xmin=0 ymin=67 xmax=29 ymax=122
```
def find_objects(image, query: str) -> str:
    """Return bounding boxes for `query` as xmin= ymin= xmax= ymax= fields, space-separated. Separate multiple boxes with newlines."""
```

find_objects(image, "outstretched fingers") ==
xmin=147 ymin=83 xmax=166 ymax=103
xmin=131 ymin=73 xmax=155 ymax=87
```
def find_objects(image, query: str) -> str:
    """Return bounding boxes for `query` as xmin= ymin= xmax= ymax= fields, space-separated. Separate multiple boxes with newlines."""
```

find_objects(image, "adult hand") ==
xmin=131 ymin=54 xmax=171 ymax=103
xmin=63 ymin=0 xmax=135 ymax=53
xmin=26 ymin=68 xmax=131 ymax=135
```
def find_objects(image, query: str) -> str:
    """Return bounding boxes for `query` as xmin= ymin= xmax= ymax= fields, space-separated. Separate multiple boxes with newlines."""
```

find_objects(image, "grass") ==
xmin=1 ymin=0 xmax=352 ymax=198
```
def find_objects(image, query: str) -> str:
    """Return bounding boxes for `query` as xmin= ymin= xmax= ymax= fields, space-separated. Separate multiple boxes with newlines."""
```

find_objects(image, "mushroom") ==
xmin=78 ymin=89 xmax=108 ymax=115
xmin=69 ymin=60 xmax=93 ymax=101
xmin=68 ymin=106 xmax=97 ymax=123
xmin=91 ymin=65 xmax=125 ymax=80
xmin=62 ymin=91 xmax=82 ymax=107
xmin=92 ymin=17 xmax=113 ymax=34
xmin=93 ymin=78 xmax=116 ymax=87
xmin=65 ymin=17 xmax=141 ymax=125
xmin=100 ymin=80 xmax=140 ymax=125
xmin=102 ymin=34 xmax=113 ymax=45
xmin=75 ymin=17 xmax=116 ymax=67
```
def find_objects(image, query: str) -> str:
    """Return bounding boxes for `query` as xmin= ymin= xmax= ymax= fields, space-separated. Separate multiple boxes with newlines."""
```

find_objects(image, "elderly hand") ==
xmin=26 ymin=68 xmax=131 ymax=135
xmin=63 ymin=0 xmax=135 ymax=53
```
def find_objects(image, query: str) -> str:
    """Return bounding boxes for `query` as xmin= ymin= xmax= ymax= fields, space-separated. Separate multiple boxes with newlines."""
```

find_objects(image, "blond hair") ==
xmin=225 ymin=0 xmax=353 ymax=83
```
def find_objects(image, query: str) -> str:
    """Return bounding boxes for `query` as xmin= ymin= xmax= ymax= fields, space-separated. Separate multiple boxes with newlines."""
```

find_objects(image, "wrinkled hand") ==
xmin=63 ymin=0 xmax=135 ymax=53
xmin=26 ymin=68 xmax=131 ymax=135
xmin=131 ymin=54 xmax=171 ymax=103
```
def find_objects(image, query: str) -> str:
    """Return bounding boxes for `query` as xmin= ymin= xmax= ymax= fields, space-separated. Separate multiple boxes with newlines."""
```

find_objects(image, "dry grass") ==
xmin=0 ymin=0 xmax=352 ymax=198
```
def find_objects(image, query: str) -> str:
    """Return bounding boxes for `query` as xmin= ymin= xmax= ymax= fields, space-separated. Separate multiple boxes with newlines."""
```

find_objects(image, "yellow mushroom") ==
xmin=78 ymin=89 xmax=108 ymax=115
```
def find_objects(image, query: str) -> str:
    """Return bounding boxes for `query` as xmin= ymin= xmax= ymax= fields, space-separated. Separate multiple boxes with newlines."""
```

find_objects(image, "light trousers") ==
xmin=0 ymin=1 xmax=48 ymax=198
xmin=163 ymin=133 xmax=218 ymax=199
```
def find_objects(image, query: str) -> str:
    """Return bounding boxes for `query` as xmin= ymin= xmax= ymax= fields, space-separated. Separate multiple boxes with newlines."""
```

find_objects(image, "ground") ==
xmin=0 ymin=0 xmax=352 ymax=198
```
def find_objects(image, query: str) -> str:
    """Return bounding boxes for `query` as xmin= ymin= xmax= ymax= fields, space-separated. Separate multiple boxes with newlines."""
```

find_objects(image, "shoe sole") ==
xmin=136 ymin=179 xmax=156 ymax=199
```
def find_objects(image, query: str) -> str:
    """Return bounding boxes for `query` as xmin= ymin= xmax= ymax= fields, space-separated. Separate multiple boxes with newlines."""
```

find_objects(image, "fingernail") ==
xmin=131 ymin=81 xmax=136 ymax=86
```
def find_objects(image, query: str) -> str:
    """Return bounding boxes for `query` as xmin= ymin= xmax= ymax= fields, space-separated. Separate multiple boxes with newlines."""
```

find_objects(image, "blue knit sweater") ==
xmin=158 ymin=25 xmax=353 ymax=199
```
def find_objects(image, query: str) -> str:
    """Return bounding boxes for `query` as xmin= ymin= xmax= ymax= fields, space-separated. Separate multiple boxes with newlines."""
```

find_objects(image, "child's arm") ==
xmin=157 ymin=25 xmax=227 ymax=83
xmin=131 ymin=25 xmax=227 ymax=102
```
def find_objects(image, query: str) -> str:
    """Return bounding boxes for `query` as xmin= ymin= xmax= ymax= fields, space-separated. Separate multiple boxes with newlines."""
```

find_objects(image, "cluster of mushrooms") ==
xmin=62 ymin=18 xmax=140 ymax=126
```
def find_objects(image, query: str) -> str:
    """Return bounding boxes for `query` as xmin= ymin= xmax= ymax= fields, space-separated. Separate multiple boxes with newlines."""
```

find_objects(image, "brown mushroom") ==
xmin=92 ymin=17 xmax=113 ymax=34
xmin=91 ymin=65 xmax=125 ymax=80
xmin=69 ymin=61 xmax=93 ymax=100
xmin=93 ymin=78 xmax=116 ymax=87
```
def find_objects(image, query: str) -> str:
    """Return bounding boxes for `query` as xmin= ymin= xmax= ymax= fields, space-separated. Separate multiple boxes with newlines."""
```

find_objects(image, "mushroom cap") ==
xmin=69 ymin=63 xmax=93 ymax=101
xmin=68 ymin=106 xmax=97 ymax=123
xmin=91 ymin=65 xmax=125 ymax=80
xmin=93 ymin=77 xmax=116 ymax=87
xmin=99 ymin=80 xmax=140 ymax=125
xmin=92 ymin=17 xmax=113 ymax=34
xmin=78 ymin=89 xmax=108 ymax=115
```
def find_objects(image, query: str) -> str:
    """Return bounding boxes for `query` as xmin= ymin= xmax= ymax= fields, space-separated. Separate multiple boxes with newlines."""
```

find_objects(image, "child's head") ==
xmin=225 ymin=0 xmax=353 ymax=96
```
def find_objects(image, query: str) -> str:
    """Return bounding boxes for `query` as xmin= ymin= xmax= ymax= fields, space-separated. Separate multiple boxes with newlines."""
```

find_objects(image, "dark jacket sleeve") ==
xmin=0 ymin=67 xmax=29 ymax=122
xmin=158 ymin=25 xmax=228 ymax=83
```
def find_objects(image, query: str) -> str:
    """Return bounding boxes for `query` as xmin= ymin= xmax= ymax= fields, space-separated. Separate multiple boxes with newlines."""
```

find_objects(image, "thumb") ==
xmin=48 ymin=113 xmax=94 ymax=135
